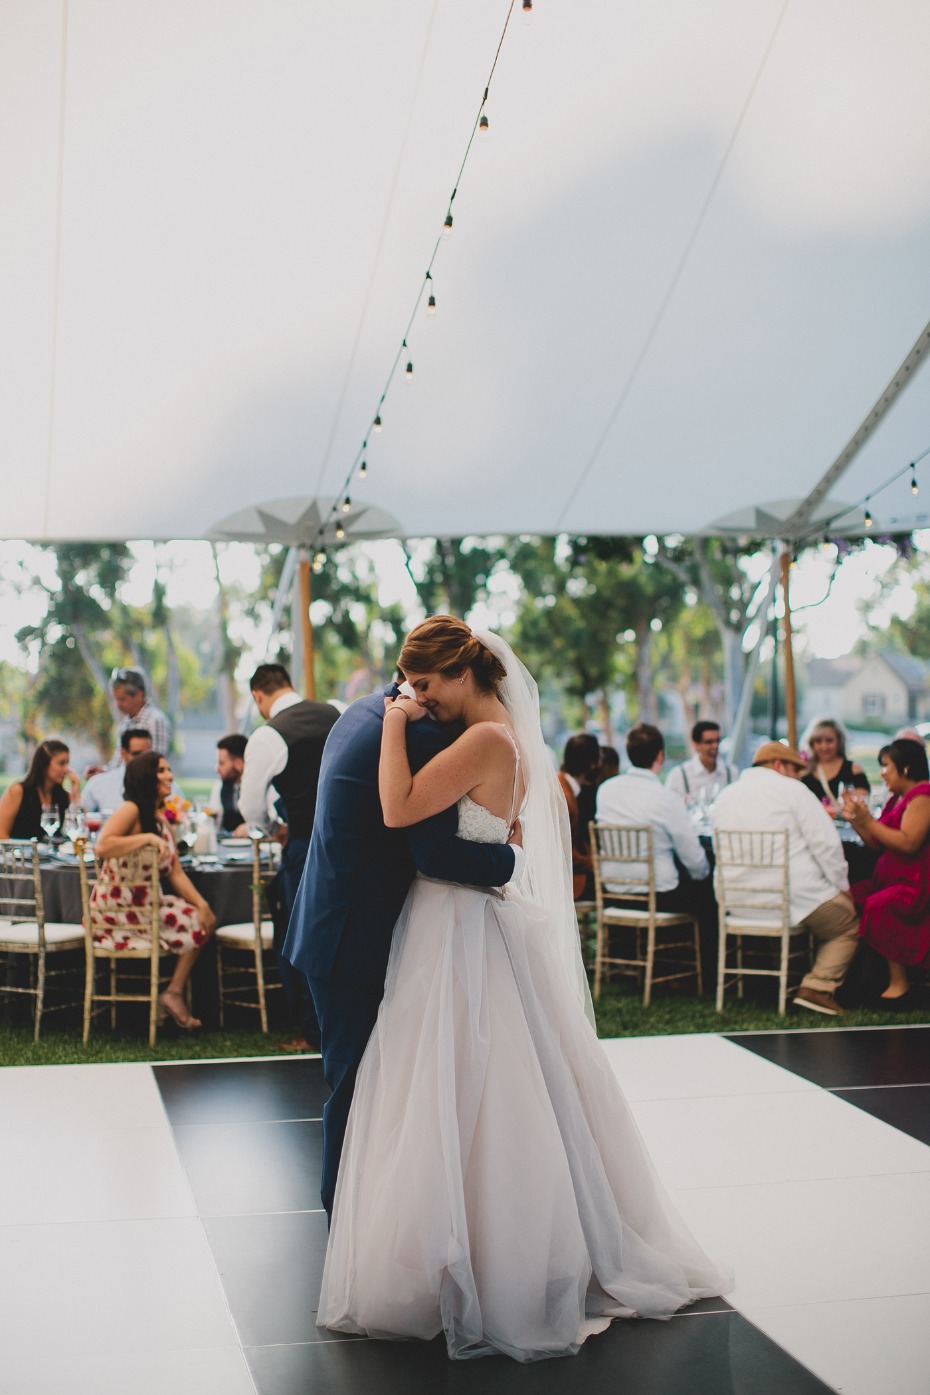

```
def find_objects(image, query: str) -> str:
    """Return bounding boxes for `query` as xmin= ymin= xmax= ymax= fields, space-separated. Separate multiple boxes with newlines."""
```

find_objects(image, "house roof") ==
xmin=877 ymin=651 xmax=930 ymax=692
xmin=805 ymin=657 xmax=862 ymax=688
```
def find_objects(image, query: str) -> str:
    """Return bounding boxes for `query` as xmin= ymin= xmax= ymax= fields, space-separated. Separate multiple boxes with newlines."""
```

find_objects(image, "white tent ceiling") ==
xmin=3 ymin=0 xmax=930 ymax=545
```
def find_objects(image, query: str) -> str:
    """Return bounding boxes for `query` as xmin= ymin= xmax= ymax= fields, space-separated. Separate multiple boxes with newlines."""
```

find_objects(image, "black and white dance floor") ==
xmin=2 ymin=1026 xmax=928 ymax=1394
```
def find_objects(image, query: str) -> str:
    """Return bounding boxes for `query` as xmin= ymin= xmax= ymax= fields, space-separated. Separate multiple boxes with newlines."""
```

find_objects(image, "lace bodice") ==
xmin=456 ymin=794 xmax=510 ymax=844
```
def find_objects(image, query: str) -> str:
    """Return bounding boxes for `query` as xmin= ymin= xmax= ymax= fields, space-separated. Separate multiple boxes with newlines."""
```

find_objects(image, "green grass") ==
xmin=1 ymin=984 xmax=925 ymax=1067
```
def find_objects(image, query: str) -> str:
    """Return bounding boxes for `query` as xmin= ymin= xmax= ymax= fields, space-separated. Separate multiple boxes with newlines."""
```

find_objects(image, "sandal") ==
xmin=158 ymin=989 xmax=202 ymax=1031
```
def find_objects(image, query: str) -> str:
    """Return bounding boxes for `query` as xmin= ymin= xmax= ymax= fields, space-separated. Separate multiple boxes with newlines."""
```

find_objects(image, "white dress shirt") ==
xmin=595 ymin=768 xmax=710 ymax=892
xmin=710 ymin=767 xmax=849 ymax=924
xmin=238 ymin=691 xmax=304 ymax=830
xmin=83 ymin=766 xmax=183 ymax=813
xmin=665 ymin=754 xmax=738 ymax=803
xmin=106 ymin=701 xmax=172 ymax=767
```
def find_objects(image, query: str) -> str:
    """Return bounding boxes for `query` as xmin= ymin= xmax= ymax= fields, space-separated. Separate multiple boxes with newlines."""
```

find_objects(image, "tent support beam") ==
xmin=780 ymin=549 xmax=797 ymax=749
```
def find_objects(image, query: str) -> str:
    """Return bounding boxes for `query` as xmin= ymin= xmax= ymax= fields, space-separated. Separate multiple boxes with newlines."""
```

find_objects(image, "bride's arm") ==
xmin=379 ymin=705 xmax=501 ymax=828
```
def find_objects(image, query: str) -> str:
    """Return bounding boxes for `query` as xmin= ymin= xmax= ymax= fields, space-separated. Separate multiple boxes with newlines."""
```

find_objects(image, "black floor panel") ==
xmin=832 ymin=1083 xmax=930 ymax=1146
xmin=203 ymin=1210 xmax=344 ymax=1347
xmin=728 ymin=1026 xmax=930 ymax=1089
xmin=245 ymin=1311 xmax=833 ymax=1395
xmin=153 ymin=1057 xmax=329 ymax=1125
xmin=171 ymin=1118 xmax=323 ymax=1215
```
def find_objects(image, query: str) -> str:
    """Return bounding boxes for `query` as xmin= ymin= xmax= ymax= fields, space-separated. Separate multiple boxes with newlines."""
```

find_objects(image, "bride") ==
xmin=317 ymin=616 xmax=730 ymax=1362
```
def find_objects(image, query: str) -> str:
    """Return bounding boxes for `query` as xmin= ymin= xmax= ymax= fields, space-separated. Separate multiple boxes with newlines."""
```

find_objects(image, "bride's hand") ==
xmin=508 ymin=818 xmax=523 ymax=848
xmin=383 ymin=696 xmax=427 ymax=723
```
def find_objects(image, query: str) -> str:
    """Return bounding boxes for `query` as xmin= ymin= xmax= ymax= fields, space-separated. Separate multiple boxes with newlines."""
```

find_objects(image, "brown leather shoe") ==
xmin=793 ymin=986 xmax=846 ymax=1016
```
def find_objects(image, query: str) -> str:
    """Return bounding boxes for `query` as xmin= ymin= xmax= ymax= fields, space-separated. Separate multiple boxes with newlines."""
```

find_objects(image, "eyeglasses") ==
xmin=698 ymin=737 xmax=721 ymax=745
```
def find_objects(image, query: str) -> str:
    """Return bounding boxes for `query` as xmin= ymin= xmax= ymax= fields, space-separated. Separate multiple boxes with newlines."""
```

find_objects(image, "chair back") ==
xmin=0 ymin=838 xmax=45 ymax=943
xmin=589 ymin=823 xmax=657 ymax=914
xmin=713 ymin=829 xmax=790 ymax=930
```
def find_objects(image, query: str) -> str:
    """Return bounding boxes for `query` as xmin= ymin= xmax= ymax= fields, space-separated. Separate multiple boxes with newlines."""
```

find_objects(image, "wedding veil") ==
xmin=472 ymin=629 xmax=596 ymax=1027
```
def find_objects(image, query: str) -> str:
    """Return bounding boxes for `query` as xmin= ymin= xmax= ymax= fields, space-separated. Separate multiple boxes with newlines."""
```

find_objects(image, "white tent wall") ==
xmin=2 ymin=0 xmax=930 ymax=543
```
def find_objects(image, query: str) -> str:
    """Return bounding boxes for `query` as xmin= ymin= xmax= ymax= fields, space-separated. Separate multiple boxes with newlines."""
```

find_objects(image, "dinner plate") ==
xmin=220 ymin=837 xmax=251 ymax=847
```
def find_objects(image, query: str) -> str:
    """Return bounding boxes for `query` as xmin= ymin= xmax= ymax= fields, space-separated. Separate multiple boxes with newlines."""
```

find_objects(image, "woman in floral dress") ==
xmin=92 ymin=751 xmax=217 ymax=1028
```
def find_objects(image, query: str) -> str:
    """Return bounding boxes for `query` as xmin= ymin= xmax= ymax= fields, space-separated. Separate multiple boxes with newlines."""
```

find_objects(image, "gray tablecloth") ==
xmin=6 ymin=859 xmax=256 ymax=928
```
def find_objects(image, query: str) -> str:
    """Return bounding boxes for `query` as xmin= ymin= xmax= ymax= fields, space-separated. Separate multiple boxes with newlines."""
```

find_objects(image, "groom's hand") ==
xmin=383 ymin=695 xmax=427 ymax=722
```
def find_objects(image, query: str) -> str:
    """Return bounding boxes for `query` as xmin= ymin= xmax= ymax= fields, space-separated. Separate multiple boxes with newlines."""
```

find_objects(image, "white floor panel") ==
xmin=740 ymin=1293 xmax=930 ymax=1395
xmin=632 ymin=1086 xmax=930 ymax=1191
xmin=600 ymin=1031 xmax=819 ymax=1101
xmin=0 ymin=1345 xmax=257 ymax=1395
xmin=672 ymin=1170 xmax=930 ymax=1310
xmin=0 ymin=1121 xmax=196 ymax=1225
xmin=0 ymin=1062 xmax=169 ymax=1131
xmin=0 ymin=1217 xmax=241 ymax=1359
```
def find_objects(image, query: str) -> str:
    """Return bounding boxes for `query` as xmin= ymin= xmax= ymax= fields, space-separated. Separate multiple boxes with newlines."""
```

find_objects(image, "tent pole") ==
xmin=780 ymin=548 xmax=797 ymax=749
xmin=297 ymin=549 xmax=316 ymax=700
xmin=729 ymin=545 xmax=779 ymax=766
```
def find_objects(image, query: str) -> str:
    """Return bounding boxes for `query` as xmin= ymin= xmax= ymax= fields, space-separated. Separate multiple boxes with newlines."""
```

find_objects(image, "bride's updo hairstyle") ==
xmin=399 ymin=615 xmax=506 ymax=694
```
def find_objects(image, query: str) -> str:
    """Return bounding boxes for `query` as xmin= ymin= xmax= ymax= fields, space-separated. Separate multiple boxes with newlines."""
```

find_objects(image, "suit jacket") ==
xmin=283 ymin=692 xmax=517 ymax=984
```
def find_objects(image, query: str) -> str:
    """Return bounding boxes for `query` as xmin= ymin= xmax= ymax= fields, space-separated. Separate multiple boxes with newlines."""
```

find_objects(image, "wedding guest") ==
xmin=0 ymin=740 xmax=81 ymax=840
xmin=93 ymin=752 xmax=216 ymax=1030
xmin=209 ymin=734 xmax=249 ymax=834
xmin=106 ymin=668 xmax=171 ymax=765
xmin=240 ymin=664 xmax=340 ymax=1050
xmin=82 ymin=728 xmax=152 ymax=812
xmin=894 ymin=726 xmax=927 ymax=746
xmin=599 ymin=725 xmax=708 ymax=909
xmin=599 ymin=746 xmax=621 ymax=782
xmin=800 ymin=718 xmax=869 ymax=812
xmin=712 ymin=742 xmax=859 ymax=1016
xmin=842 ymin=738 xmax=930 ymax=1011
xmin=666 ymin=721 xmax=737 ymax=803
xmin=557 ymin=733 xmax=600 ymax=900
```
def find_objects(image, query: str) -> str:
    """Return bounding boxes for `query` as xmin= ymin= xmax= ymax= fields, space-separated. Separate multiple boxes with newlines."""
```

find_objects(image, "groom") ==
xmin=283 ymin=684 xmax=520 ymax=1219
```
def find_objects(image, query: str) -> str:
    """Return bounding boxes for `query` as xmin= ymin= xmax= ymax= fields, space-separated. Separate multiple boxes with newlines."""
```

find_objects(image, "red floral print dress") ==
xmin=89 ymin=819 xmax=207 ymax=954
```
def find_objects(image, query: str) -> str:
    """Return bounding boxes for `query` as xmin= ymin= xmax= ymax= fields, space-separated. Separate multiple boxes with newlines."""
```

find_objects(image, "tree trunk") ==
xmin=634 ymin=627 xmax=656 ymax=722
xmin=596 ymin=689 xmax=613 ymax=745
xmin=211 ymin=544 xmax=239 ymax=732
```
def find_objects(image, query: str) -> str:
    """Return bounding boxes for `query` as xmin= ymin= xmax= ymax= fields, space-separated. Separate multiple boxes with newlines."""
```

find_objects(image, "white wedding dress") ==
xmin=317 ymin=760 xmax=731 ymax=1361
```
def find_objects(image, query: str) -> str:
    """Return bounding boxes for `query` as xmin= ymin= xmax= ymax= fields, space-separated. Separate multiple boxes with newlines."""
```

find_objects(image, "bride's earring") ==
xmin=459 ymin=675 xmax=465 ymax=685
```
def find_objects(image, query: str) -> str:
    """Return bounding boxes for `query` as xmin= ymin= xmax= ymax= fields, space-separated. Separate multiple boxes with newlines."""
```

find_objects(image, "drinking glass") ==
xmin=40 ymin=804 xmax=60 ymax=840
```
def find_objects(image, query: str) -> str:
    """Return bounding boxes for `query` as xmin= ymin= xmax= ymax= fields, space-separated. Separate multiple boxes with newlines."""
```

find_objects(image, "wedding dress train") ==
xmin=317 ymin=794 xmax=730 ymax=1362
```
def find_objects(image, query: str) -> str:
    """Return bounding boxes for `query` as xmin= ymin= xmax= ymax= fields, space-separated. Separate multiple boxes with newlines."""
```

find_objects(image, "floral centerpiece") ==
xmin=162 ymin=793 xmax=192 ymax=826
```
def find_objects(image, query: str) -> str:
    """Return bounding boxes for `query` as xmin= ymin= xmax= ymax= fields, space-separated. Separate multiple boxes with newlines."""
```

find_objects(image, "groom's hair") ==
xmin=249 ymin=663 xmax=292 ymax=695
xmin=399 ymin=615 xmax=506 ymax=693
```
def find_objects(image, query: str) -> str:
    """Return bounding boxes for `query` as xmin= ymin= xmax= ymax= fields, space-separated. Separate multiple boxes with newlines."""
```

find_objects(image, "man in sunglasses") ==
xmin=666 ymin=721 xmax=738 ymax=803
xmin=107 ymin=668 xmax=172 ymax=765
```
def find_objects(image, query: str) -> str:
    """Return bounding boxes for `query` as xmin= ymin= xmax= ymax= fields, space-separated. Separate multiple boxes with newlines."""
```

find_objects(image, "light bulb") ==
xmin=359 ymin=459 xmax=367 ymax=478
xmin=373 ymin=414 xmax=382 ymax=433
xmin=864 ymin=504 xmax=873 ymax=529
xmin=405 ymin=360 xmax=413 ymax=379
xmin=312 ymin=552 xmax=325 ymax=572
xmin=522 ymin=0 xmax=532 ymax=18
xmin=335 ymin=523 xmax=345 ymax=540
xmin=341 ymin=496 xmax=351 ymax=513
xmin=427 ymin=294 xmax=436 ymax=317
xmin=443 ymin=213 xmax=453 ymax=238
xmin=479 ymin=114 xmax=489 ymax=137
xmin=911 ymin=468 xmax=919 ymax=496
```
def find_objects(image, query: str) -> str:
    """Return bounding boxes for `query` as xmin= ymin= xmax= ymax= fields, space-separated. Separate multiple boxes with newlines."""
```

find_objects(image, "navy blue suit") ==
xmin=283 ymin=691 xmax=516 ymax=1217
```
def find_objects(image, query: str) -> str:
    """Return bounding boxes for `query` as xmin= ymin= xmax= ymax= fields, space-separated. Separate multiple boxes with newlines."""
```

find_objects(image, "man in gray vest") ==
xmin=240 ymin=663 xmax=340 ymax=1049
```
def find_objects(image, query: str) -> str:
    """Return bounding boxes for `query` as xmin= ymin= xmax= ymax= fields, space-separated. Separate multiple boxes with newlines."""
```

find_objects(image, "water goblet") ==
xmin=40 ymin=804 xmax=60 ymax=841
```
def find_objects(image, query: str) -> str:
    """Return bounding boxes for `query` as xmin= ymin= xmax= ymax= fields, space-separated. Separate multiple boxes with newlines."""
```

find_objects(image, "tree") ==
xmin=402 ymin=537 xmax=506 ymax=620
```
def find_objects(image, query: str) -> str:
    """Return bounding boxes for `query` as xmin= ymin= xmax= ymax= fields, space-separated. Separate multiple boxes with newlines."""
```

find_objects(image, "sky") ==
xmin=0 ymin=535 xmax=921 ymax=682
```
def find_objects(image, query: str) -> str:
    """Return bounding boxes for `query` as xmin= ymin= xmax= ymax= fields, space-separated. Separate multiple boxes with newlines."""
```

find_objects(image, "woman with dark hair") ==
xmin=801 ymin=717 xmax=869 ymax=811
xmin=842 ymin=738 xmax=930 ymax=1009
xmin=317 ymin=616 xmax=728 ymax=1360
xmin=0 ymin=739 xmax=81 ymax=839
xmin=92 ymin=752 xmax=216 ymax=1028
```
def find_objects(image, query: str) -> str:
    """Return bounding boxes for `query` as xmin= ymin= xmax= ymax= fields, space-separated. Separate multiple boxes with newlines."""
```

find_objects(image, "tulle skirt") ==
xmin=317 ymin=877 xmax=730 ymax=1362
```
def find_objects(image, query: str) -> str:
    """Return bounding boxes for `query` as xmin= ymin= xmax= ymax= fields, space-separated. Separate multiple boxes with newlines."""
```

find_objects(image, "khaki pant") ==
xmin=799 ymin=892 xmax=860 ymax=995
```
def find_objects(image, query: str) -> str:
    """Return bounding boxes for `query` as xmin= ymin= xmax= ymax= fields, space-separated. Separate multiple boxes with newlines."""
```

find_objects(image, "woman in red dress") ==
xmin=842 ymin=738 xmax=930 ymax=1011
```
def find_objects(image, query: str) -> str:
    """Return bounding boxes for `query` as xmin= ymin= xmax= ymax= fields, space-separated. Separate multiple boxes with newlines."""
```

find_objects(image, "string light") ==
xmin=911 ymin=464 xmax=919 ymax=496
xmin=796 ymin=440 xmax=930 ymax=547
xmin=864 ymin=501 xmax=873 ymax=529
xmin=312 ymin=551 xmax=325 ymax=572
xmin=306 ymin=0 xmax=523 ymax=557
xmin=522 ymin=0 xmax=533 ymax=17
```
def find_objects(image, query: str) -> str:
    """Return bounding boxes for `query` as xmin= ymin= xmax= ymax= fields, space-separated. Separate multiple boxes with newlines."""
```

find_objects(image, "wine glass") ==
xmin=40 ymin=804 xmax=60 ymax=841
